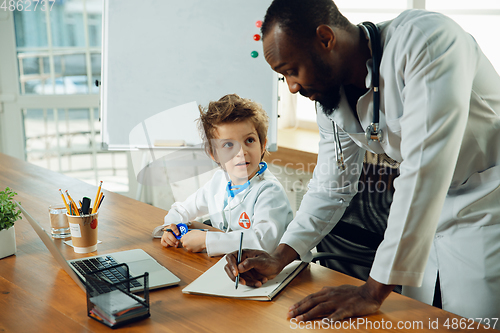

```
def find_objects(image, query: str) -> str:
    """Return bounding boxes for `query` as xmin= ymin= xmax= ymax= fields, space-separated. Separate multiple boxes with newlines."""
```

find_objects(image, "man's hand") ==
xmin=224 ymin=244 xmax=299 ymax=287
xmin=287 ymin=277 xmax=395 ymax=322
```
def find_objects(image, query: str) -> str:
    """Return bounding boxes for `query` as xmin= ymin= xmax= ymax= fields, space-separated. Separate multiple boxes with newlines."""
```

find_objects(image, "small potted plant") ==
xmin=0 ymin=187 xmax=22 ymax=259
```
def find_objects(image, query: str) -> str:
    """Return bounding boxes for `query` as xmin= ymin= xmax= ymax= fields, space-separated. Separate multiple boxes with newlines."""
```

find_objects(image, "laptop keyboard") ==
xmin=70 ymin=256 xmax=142 ymax=293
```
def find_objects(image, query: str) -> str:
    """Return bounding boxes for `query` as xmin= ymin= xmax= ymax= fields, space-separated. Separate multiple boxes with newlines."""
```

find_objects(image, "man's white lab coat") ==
xmin=280 ymin=10 xmax=500 ymax=318
xmin=153 ymin=168 xmax=293 ymax=257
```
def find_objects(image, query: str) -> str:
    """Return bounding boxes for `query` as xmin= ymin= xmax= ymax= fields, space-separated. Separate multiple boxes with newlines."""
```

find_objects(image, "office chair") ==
xmin=314 ymin=153 xmax=402 ymax=293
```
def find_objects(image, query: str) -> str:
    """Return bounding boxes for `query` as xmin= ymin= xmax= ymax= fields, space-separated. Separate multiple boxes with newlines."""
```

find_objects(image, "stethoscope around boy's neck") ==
xmin=327 ymin=21 xmax=383 ymax=171
xmin=221 ymin=161 xmax=267 ymax=232
xmin=226 ymin=162 xmax=267 ymax=198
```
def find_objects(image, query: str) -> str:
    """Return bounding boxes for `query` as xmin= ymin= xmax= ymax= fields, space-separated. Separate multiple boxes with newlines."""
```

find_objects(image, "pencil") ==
xmin=59 ymin=189 xmax=70 ymax=213
xmin=92 ymin=181 xmax=102 ymax=214
xmin=66 ymin=190 xmax=79 ymax=216
xmin=72 ymin=200 xmax=80 ymax=216
xmin=97 ymin=193 xmax=104 ymax=211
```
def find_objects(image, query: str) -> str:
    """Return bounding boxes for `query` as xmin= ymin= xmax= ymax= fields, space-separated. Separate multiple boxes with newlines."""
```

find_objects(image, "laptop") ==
xmin=18 ymin=202 xmax=180 ymax=292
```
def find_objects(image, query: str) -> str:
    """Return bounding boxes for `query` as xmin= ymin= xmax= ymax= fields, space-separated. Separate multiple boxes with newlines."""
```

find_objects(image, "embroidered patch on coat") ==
xmin=238 ymin=212 xmax=251 ymax=229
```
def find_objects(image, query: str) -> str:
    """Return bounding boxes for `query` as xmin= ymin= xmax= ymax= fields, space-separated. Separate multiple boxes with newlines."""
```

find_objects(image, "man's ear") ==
xmin=316 ymin=25 xmax=336 ymax=50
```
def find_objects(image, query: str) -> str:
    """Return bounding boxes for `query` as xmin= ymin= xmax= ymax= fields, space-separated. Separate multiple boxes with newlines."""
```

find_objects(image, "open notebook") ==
xmin=182 ymin=256 xmax=308 ymax=301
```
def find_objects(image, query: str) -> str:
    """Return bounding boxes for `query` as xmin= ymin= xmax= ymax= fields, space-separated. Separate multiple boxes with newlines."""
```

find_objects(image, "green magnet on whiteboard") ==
xmin=251 ymin=51 xmax=259 ymax=58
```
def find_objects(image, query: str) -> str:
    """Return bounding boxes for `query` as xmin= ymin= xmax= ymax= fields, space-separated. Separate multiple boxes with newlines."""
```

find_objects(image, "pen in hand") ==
xmin=235 ymin=232 xmax=243 ymax=289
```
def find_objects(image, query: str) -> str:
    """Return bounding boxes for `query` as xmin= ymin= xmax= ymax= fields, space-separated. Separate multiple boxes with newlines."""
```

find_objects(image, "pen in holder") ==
xmin=85 ymin=263 xmax=150 ymax=328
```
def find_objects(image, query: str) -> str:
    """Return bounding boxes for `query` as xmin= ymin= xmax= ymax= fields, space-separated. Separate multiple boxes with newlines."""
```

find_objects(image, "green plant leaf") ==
xmin=0 ymin=187 xmax=21 ymax=231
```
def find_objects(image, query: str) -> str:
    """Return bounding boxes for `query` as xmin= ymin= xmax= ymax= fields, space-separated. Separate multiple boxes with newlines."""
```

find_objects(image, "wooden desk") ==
xmin=0 ymin=153 xmax=493 ymax=332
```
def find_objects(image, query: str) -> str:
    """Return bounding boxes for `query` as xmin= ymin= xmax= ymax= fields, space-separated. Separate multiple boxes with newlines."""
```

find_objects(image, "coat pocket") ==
xmin=451 ymin=165 xmax=500 ymax=227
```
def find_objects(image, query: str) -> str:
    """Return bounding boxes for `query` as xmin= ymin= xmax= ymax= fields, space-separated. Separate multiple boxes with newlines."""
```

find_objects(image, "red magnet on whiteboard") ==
xmin=253 ymin=34 xmax=261 ymax=41
xmin=255 ymin=20 xmax=262 ymax=28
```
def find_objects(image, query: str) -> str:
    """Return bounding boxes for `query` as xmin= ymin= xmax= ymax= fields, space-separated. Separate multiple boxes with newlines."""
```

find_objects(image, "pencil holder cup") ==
xmin=67 ymin=212 xmax=99 ymax=253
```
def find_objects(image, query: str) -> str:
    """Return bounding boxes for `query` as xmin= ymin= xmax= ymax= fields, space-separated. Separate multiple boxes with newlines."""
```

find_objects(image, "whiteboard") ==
xmin=101 ymin=0 xmax=278 ymax=151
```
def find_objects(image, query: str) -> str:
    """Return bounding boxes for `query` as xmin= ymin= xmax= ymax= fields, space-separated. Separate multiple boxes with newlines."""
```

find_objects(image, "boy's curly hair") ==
xmin=198 ymin=94 xmax=269 ymax=163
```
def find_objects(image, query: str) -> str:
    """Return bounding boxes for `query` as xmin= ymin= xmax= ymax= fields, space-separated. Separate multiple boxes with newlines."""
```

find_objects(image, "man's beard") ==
xmin=302 ymin=52 xmax=343 ymax=117
xmin=315 ymin=86 xmax=342 ymax=117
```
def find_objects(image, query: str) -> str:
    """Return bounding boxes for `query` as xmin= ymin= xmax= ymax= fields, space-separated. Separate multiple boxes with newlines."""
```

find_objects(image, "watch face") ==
xmin=175 ymin=223 xmax=189 ymax=240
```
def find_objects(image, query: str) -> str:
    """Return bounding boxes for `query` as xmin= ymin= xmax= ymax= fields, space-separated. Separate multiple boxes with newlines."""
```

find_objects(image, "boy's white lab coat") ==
xmin=280 ymin=10 xmax=500 ymax=318
xmin=153 ymin=168 xmax=293 ymax=257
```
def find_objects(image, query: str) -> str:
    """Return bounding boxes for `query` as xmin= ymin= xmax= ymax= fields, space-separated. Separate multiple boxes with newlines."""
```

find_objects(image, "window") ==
xmin=282 ymin=0 xmax=500 ymax=129
xmin=8 ymin=0 xmax=129 ymax=193
xmin=426 ymin=0 xmax=500 ymax=72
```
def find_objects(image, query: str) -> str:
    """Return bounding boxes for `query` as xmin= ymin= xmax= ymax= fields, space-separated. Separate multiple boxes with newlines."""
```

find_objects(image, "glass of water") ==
xmin=48 ymin=205 xmax=71 ymax=238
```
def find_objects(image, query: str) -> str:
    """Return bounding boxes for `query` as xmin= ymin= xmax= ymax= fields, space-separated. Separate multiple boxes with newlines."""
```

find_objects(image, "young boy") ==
xmin=152 ymin=94 xmax=293 ymax=257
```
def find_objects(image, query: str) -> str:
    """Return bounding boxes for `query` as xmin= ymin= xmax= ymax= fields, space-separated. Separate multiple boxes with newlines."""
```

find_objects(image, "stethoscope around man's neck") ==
xmin=329 ymin=21 xmax=383 ymax=171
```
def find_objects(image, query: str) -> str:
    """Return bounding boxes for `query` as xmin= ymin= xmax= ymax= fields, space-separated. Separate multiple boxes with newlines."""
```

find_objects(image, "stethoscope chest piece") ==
xmin=365 ymin=122 xmax=383 ymax=144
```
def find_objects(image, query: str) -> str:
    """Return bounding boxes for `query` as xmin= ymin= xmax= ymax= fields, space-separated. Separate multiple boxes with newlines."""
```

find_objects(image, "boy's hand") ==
xmin=180 ymin=230 xmax=207 ymax=252
xmin=160 ymin=224 xmax=181 ymax=248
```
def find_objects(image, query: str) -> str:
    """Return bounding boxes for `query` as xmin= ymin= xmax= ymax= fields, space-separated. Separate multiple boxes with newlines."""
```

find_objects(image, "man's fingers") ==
xmin=290 ymin=287 xmax=328 ymax=310
xmin=327 ymin=308 xmax=351 ymax=322
xmin=224 ymin=249 xmax=277 ymax=287
xmin=224 ymin=256 xmax=264 ymax=286
xmin=288 ymin=284 xmax=382 ymax=324
xmin=288 ymin=292 xmax=332 ymax=320
xmin=239 ymin=256 xmax=259 ymax=273
xmin=224 ymin=262 xmax=236 ymax=282
xmin=225 ymin=252 xmax=239 ymax=276
xmin=226 ymin=251 xmax=262 ymax=275
xmin=236 ymin=268 xmax=267 ymax=287
xmin=296 ymin=301 xmax=338 ymax=322
xmin=240 ymin=255 xmax=275 ymax=276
